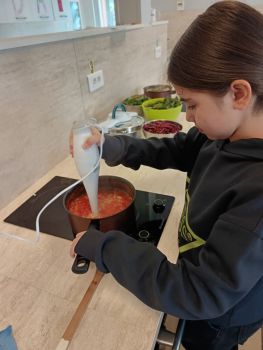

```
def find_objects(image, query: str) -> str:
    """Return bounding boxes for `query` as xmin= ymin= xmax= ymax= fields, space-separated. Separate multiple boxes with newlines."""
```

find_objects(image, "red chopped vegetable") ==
xmin=143 ymin=120 xmax=182 ymax=134
xmin=67 ymin=189 xmax=133 ymax=219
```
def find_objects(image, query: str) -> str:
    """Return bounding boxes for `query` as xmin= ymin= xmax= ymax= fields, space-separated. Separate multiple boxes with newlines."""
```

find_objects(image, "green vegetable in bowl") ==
xmin=123 ymin=95 xmax=148 ymax=106
xmin=149 ymin=97 xmax=181 ymax=109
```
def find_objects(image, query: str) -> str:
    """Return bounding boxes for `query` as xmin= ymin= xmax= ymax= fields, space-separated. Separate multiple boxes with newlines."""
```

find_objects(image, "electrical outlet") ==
xmin=87 ymin=70 xmax=104 ymax=93
xmin=177 ymin=0 xmax=184 ymax=11
xmin=155 ymin=45 xmax=162 ymax=58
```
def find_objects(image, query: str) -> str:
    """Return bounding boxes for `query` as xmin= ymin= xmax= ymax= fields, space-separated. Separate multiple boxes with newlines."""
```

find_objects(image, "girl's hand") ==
xmin=82 ymin=127 xmax=104 ymax=149
xmin=69 ymin=127 xmax=104 ymax=157
xmin=70 ymin=231 xmax=86 ymax=258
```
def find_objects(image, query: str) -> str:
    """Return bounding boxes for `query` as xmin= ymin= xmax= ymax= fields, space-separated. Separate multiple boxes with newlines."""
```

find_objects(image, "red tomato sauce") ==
xmin=67 ymin=188 xmax=133 ymax=219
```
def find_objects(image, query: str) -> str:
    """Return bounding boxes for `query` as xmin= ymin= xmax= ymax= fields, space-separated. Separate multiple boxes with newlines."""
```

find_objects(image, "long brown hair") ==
xmin=168 ymin=1 xmax=263 ymax=111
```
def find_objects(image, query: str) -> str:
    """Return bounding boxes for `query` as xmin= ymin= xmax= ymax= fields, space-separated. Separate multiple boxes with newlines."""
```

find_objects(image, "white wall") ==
xmin=159 ymin=0 xmax=263 ymax=58
xmin=115 ymin=0 xmax=154 ymax=25
xmin=152 ymin=0 xmax=263 ymax=12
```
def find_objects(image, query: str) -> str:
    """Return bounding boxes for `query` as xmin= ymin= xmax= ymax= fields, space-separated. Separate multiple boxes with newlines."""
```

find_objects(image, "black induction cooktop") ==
xmin=4 ymin=176 xmax=175 ymax=245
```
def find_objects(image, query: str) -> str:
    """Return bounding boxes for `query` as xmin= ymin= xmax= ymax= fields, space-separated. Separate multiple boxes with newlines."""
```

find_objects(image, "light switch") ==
xmin=177 ymin=0 xmax=184 ymax=11
xmin=87 ymin=70 xmax=104 ymax=93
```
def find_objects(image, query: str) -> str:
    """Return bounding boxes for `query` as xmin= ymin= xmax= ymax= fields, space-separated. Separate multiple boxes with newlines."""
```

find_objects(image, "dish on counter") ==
xmin=143 ymin=119 xmax=182 ymax=138
xmin=143 ymin=84 xmax=176 ymax=98
xmin=123 ymin=94 xmax=148 ymax=116
xmin=142 ymin=97 xmax=182 ymax=121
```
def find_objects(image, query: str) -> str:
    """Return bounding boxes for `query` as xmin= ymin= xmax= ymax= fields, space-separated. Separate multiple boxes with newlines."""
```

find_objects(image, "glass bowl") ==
xmin=143 ymin=119 xmax=182 ymax=138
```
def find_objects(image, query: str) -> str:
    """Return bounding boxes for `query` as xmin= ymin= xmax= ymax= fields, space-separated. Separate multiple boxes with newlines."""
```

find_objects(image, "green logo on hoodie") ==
xmin=178 ymin=178 xmax=206 ymax=253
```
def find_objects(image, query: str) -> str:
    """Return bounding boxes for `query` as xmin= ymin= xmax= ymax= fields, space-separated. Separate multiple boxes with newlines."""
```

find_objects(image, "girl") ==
xmin=70 ymin=2 xmax=263 ymax=349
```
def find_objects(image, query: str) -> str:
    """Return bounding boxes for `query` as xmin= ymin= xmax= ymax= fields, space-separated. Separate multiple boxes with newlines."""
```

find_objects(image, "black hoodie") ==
xmin=75 ymin=127 xmax=263 ymax=327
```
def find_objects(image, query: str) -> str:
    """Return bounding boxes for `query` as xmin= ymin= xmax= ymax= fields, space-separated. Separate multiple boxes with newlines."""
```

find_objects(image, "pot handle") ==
xmin=71 ymin=220 xmax=99 ymax=274
xmin=72 ymin=255 xmax=90 ymax=274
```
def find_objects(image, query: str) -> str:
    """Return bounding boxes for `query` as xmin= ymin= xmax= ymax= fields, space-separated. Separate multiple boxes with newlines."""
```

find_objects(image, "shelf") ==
xmin=0 ymin=21 xmax=168 ymax=51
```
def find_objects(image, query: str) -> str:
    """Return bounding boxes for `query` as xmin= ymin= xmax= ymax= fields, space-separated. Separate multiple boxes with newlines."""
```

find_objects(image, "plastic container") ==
xmin=142 ymin=98 xmax=182 ymax=121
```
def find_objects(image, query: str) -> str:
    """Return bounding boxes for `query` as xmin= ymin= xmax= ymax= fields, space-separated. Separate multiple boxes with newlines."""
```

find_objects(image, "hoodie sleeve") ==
xmin=102 ymin=127 xmax=207 ymax=172
xmin=75 ymin=212 xmax=263 ymax=321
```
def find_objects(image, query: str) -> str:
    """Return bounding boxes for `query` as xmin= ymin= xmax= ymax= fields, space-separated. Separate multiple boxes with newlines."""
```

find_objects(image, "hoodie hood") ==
xmin=218 ymin=138 xmax=263 ymax=161
xmin=212 ymin=135 xmax=263 ymax=161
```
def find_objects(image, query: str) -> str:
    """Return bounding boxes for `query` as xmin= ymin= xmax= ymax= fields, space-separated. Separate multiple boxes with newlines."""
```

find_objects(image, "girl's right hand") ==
xmin=82 ymin=127 xmax=104 ymax=149
xmin=69 ymin=126 xmax=104 ymax=157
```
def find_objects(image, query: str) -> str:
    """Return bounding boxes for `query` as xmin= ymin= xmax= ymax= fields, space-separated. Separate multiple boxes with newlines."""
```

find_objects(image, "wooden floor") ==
xmin=240 ymin=329 xmax=262 ymax=350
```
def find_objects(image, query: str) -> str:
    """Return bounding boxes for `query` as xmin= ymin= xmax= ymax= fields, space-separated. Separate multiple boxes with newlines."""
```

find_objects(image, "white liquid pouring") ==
xmin=72 ymin=121 xmax=100 ymax=215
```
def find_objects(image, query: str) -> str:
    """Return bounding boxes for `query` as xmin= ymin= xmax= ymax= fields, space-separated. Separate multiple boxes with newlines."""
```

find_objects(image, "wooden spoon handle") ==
xmin=56 ymin=269 xmax=104 ymax=349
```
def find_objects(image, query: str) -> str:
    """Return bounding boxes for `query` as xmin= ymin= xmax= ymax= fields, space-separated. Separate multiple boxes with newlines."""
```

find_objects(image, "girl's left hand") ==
xmin=70 ymin=231 xmax=86 ymax=258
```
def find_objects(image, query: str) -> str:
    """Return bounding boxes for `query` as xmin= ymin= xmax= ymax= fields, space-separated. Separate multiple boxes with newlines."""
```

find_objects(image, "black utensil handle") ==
xmin=72 ymin=254 xmax=90 ymax=274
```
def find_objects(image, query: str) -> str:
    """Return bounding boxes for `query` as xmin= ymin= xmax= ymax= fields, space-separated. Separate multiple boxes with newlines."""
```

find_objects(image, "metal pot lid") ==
xmin=108 ymin=116 xmax=144 ymax=135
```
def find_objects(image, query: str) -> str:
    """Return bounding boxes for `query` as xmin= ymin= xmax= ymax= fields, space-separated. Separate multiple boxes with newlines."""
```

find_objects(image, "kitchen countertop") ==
xmin=0 ymin=114 xmax=192 ymax=350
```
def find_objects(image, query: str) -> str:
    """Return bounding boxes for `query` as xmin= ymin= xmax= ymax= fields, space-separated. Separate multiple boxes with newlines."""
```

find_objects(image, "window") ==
xmin=93 ymin=0 xmax=116 ymax=27
xmin=70 ymin=1 xmax=81 ymax=30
